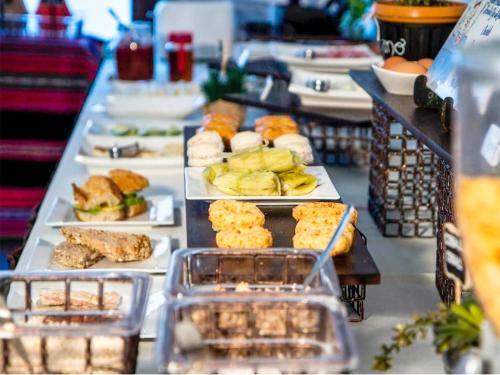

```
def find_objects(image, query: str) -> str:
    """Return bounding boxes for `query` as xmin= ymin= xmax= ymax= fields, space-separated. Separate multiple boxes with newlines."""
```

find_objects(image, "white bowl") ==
xmin=372 ymin=62 xmax=421 ymax=96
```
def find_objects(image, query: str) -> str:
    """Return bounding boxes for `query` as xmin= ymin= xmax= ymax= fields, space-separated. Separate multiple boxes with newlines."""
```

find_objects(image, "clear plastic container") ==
xmin=165 ymin=248 xmax=341 ymax=298
xmin=454 ymin=40 xmax=500 ymax=338
xmin=155 ymin=294 xmax=357 ymax=374
xmin=0 ymin=271 xmax=150 ymax=374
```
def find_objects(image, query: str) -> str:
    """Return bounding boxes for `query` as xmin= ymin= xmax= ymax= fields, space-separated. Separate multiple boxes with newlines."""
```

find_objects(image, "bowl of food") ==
xmin=372 ymin=56 xmax=432 ymax=96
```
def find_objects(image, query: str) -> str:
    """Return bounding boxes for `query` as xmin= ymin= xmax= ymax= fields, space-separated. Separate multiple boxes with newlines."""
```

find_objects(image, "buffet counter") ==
xmin=13 ymin=58 xmax=444 ymax=373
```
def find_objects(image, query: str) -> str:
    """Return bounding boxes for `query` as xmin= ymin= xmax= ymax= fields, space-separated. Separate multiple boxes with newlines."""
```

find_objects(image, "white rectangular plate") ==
xmin=184 ymin=166 xmax=340 ymax=203
xmin=75 ymin=136 xmax=184 ymax=173
xmin=45 ymin=195 xmax=174 ymax=227
xmin=25 ymin=235 xmax=171 ymax=274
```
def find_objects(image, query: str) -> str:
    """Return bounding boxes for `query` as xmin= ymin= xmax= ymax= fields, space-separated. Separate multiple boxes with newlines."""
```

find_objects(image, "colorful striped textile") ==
xmin=0 ymin=187 xmax=45 ymax=237
xmin=0 ymin=33 xmax=100 ymax=248
xmin=0 ymin=35 xmax=100 ymax=113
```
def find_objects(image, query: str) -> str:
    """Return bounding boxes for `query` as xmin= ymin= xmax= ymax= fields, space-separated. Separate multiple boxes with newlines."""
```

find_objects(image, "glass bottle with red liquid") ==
xmin=116 ymin=22 xmax=154 ymax=81
xmin=36 ymin=0 xmax=71 ymax=32
xmin=165 ymin=32 xmax=193 ymax=82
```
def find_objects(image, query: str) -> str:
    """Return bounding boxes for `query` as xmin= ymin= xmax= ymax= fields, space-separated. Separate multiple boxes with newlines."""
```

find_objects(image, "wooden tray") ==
xmin=183 ymin=127 xmax=380 ymax=286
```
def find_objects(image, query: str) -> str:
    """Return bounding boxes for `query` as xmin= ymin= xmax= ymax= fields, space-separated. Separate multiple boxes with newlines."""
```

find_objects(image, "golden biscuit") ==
xmin=293 ymin=224 xmax=354 ymax=256
xmin=295 ymin=216 xmax=343 ymax=234
xmin=292 ymin=202 xmax=358 ymax=224
xmin=216 ymin=227 xmax=273 ymax=249
xmin=209 ymin=200 xmax=265 ymax=232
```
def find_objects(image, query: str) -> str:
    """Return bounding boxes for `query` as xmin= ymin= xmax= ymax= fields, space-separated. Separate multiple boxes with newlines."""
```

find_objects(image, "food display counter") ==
xmin=6 ymin=57 xmax=446 ymax=373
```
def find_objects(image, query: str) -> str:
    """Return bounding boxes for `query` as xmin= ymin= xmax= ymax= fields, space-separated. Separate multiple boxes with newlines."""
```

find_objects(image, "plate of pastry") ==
xmin=26 ymin=228 xmax=171 ymax=273
xmin=45 ymin=169 xmax=175 ymax=226
xmin=187 ymin=114 xmax=315 ymax=167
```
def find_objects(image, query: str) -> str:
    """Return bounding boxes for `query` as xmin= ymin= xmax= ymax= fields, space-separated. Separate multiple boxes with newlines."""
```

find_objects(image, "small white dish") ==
xmin=45 ymin=195 xmax=175 ymax=227
xmin=289 ymin=69 xmax=372 ymax=106
xmin=75 ymin=136 xmax=184 ymax=174
xmin=184 ymin=166 xmax=340 ymax=203
xmin=26 ymin=235 xmax=171 ymax=274
xmin=372 ymin=62 xmax=420 ymax=96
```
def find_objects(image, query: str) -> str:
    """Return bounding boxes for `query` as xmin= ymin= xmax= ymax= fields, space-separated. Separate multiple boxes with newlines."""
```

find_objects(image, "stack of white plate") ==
xmin=289 ymin=69 xmax=372 ymax=110
xmin=105 ymin=80 xmax=205 ymax=118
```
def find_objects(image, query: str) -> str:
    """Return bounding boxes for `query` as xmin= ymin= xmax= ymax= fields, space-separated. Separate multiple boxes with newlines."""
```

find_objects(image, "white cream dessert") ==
xmin=230 ymin=131 xmax=264 ymax=153
xmin=273 ymin=134 xmax=314 ymax=164
xmin=188 ymin=142 xmax=223 ymax=166
xmin=187 ymin=130 xmax=224 ymax=152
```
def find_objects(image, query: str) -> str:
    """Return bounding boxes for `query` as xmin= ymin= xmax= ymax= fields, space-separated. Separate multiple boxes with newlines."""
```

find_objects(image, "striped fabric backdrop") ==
xmin=0 ymin=34 xmax=100 ymax=252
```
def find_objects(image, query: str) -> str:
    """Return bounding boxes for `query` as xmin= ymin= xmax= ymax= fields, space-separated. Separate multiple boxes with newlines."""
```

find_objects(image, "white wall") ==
xmin=23 ymin=0 xmax=132 ymax=40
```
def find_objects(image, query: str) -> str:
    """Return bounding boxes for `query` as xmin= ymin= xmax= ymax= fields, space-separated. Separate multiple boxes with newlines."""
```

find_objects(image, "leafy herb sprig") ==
xmin=202 ymin=67 xmax=246 ymax=103
xmin=373 ymin=297 xmax=484 ymax=371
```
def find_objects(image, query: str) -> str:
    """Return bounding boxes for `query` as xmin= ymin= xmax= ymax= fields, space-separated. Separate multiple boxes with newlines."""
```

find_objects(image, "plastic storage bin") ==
xmin=0 ymin=271 xmax=150 ymax=374
xmin=155 ymin=294 xmax=357 ymax=374
xmin=165 ymin=248 xmax=341 ymax=297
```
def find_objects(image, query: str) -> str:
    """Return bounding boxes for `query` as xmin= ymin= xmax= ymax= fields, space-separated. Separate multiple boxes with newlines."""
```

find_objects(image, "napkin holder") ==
xmin=413 ymin=75 xmax=455 ymax=132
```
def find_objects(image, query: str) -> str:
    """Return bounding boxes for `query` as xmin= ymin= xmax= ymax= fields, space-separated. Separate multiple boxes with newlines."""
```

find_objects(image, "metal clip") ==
xmin=109 ymin=142 xmax=140 ymax=159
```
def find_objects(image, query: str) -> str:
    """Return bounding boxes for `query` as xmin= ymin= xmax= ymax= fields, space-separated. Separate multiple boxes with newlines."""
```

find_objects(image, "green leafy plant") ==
xmin=373 ymin=296 xmax=484 ymax=371
xmin=202 ymin=67 xmax=246 ymax=103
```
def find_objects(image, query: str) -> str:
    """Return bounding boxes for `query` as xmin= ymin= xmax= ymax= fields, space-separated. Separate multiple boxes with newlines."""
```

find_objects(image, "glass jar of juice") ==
xmin=165 ymin=31 xmax=193 ymax=82
xmin=116 ymin=21 xmax=154 ymax=81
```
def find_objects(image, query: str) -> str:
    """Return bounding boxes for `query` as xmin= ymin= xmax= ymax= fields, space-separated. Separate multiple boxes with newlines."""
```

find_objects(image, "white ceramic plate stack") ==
xmin=271 ymin=42 xmax=382 ymax=74
xmin=289 ymin=69 xmax=373 ymax=109
xmin=105 ymin=80 xmax=205 ymax=118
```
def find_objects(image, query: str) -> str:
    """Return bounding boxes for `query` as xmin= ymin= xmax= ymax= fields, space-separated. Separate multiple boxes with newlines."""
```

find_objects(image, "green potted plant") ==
xmin=373 ymin=296 xmax=484 ymax=373
xmin=374 ymin=0 xmax=466 ymax=60
xmin=202 ymin=67 xmax=247 ymax=125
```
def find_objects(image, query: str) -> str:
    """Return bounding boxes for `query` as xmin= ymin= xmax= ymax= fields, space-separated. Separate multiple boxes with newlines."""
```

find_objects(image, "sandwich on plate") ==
xmin=72 ymin=169 xmax=149 ymax=222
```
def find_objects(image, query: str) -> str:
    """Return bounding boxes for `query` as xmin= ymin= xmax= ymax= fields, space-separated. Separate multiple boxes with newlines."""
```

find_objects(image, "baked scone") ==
xmin=188 ymin=142 xmax=224 ymax=167
xmin=203 ymin=113 xmax=240 ymax=129
xmin=254 ymin=115 xmax=298 ymax=131
xmin=259 ymin=126 xmax=299 ymax=142
xmin=202 ymin=121 xmax=236 ymax=147
xmin=216 ymin=227 xmax=273 ymax=249
xmin=61 ymin=227 xmax=152 ymax=262
xmin=187 ymin=130 xmax=224 ymax=151
xmin=293 ymin=222 xmax=355 ymax=256
xmin=52 ymin=241 xmax=104 ymax=269
xmin=230 ymin=131 xmax=264 ymax=153
xmin=209 ymin=200 xmax=265 ymax=231
xmin=292 ymin=202 xmax=358 ymax=224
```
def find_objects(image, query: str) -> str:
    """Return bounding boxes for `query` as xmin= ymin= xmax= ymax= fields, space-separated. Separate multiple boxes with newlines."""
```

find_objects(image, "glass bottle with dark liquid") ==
xmin=116 ymin=22 xmax=154 ymax=81
xmin=165 ymin=32 xmax=193 ymax=82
